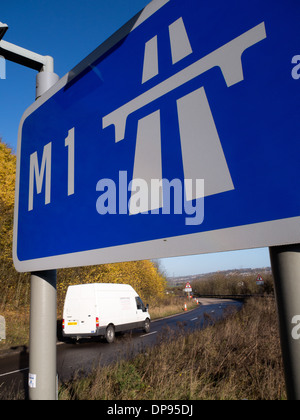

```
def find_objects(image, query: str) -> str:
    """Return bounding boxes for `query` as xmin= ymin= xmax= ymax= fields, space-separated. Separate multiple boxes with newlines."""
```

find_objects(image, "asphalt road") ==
xmin=0 ymin=298 xmax=242 ymax=399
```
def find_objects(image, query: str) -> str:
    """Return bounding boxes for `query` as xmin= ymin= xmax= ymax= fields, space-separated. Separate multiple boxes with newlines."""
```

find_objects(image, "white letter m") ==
xmin=28 ymin=142 xmax=52 ymax=211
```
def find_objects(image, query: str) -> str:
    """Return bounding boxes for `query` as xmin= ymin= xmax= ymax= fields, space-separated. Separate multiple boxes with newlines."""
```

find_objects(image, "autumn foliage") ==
xmin=0 ymin=140 xmax=15 ymax=265
xmin=0 ymin=139 xmax=166 ymax=309
xmin=57 ymin=261 xmax=166 ymax=311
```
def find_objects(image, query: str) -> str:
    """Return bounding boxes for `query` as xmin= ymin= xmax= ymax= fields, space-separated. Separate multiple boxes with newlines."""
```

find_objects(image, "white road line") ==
xmin=140 ymin=331 xmax=157 ymax=338
xmin=0 ymin=367 xmax=29 ymax=378
xmin=191 ymin=317 xmax=198 ymax=321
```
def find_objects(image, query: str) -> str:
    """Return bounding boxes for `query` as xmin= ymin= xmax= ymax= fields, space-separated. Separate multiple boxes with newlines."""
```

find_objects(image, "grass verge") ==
xmin=59 ymin=297 xmax=286 ymax=400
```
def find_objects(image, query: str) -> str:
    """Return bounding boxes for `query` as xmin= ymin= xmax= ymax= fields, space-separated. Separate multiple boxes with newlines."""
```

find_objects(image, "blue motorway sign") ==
xmin=13 ymin=0 xmax=300 ymax=271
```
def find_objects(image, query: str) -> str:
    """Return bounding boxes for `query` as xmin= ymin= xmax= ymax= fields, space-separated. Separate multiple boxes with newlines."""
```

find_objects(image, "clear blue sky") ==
xmin=0 ymin=0 xmax=271 ymax=277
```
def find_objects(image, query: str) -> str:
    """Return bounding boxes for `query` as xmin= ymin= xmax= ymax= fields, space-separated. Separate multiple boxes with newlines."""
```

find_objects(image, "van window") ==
xmin=120 ymin=297 xmax=130 ymax=310
xmin=135 ymin=296 xmax=146 ymax=311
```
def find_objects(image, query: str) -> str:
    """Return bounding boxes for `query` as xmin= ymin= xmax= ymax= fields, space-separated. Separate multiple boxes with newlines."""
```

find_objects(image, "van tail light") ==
xmin=96 ymin=317 xmax=99 ymax=328
xmin=62 ymin=319 xmax=65 ymax=330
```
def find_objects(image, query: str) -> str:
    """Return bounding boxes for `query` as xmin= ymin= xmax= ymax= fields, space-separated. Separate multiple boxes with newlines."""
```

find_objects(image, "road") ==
xmin=0 ymin=298 xmax=242 ymax=399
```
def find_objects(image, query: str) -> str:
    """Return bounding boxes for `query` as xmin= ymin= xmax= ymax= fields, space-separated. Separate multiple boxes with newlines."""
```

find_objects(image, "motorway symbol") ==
xmin=13 ymin=0 xmax=300 ymax=272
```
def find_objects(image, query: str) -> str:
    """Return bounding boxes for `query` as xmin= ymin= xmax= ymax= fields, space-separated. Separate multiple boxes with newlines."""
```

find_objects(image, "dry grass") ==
xmin=59 ymin=297 xmax=286 ymax=400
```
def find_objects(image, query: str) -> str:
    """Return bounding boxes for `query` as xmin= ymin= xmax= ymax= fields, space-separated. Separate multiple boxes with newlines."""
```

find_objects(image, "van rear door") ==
xmin=64 ymin=295 xmax=80 ymax=334
xmin=64 ymin=289 xmax=97 ymax=335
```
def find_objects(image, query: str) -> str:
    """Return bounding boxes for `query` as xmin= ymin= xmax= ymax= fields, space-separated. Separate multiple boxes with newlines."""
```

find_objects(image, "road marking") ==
xmin=140 ymin=331 xmax=157 ymax=338
xmin=0 ymin=367 xmax=29 ymax=378
xmin=191 ymin=317 xmax=198 ymax=321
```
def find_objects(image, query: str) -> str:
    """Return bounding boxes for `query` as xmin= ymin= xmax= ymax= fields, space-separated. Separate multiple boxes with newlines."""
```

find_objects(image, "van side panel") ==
xmin=63 ymin=283 xmax=150 ymax=339
xmin=95 ymin=289 xmax=137 ymax=328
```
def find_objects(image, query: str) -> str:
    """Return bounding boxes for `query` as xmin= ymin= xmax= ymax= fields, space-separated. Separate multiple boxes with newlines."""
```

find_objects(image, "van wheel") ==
xmin=144 ymin=318 xmax=150 ymax=334
xmin=105 ymin=324 xmax=115 ymax=344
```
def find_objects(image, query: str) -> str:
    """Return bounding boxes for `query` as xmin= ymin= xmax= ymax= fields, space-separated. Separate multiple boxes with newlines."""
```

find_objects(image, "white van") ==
xmin=62 ymin=283 xmax=150 ymax=343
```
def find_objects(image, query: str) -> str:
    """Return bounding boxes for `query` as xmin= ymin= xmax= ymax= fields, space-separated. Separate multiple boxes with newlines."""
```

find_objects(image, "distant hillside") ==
xmin=167 ymin=267 xmax=272 ymax=288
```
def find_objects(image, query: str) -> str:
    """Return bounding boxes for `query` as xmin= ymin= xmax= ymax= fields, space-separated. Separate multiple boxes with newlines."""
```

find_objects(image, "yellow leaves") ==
xmin=0 ymin=140 xmax=16 ymax=266
xmin=0 ymin=140 xmax=16 ymax=208
xmin=0 ymin=141 xmax=31 ymax=309
xmin=57 ymin=260 xmax=167 ymax=311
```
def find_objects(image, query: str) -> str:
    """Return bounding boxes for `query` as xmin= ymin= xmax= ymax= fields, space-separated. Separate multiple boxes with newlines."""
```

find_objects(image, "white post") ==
xmin=0 ymin=315 xmax=5 ymax=341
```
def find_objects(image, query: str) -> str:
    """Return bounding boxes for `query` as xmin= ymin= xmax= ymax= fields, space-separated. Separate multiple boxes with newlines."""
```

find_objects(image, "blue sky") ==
xmin=0 ymin=0 xmax=150 ymax=151
xmin=0 ymin=0 xmax=271 ymax=276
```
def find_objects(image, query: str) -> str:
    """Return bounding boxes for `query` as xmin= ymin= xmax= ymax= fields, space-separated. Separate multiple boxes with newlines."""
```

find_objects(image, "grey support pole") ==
xmin=29 ymin=270 xmax=57 ymax=400
xmin=269 ymin=244 xmax=300 ymax=400
xmin=28 ymin=66 xmax=59 ymax=400
xmin=36 ymin=56 xmax=59 ymax=99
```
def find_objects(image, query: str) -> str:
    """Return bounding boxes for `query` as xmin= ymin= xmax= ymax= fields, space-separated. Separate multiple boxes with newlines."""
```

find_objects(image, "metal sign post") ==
xmin=29 ymin=270 xmax=57 ymax=400
xmin=269 ymin=244 xmax=300 ymax=400
xmin=28 ymin=65 xmax=59 ymax=401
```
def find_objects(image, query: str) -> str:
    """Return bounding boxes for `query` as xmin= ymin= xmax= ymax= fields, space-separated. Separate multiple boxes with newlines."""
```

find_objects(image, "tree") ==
xmin=0 ymin=139 xmax=16 ymax=264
